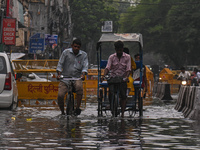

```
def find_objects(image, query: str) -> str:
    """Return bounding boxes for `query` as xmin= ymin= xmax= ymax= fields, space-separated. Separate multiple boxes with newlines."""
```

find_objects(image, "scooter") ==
xmin=178 ymin=76 xmax=188 ymax=86
xmin=177 ymin=76 xmax=188 ymax=92
xmin=181 ymin=78 xmax=187 ymax=86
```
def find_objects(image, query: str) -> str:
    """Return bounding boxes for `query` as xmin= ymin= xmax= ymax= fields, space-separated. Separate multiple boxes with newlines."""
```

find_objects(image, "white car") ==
xmin=0 ymin=52 xmax=18 ymax=110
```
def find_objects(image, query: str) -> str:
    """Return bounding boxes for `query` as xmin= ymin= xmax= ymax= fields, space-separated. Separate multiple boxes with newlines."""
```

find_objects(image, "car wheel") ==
xmin=13 ymin=96 xmax=18 ymax=110
xmin=8 ymin=96 xmax=18 ymax=110
xmin=8 ymin=99 xmax=14 ymax=110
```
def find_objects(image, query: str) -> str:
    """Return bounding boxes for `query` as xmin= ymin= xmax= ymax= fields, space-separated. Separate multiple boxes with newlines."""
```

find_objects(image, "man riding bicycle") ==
xmin=102 ymin=40 xmax=131 ymax=117
xmin=57 ymin=38 xmax=88 ymax=116
xmin=177 ymin=67 xmax=191 ymax=81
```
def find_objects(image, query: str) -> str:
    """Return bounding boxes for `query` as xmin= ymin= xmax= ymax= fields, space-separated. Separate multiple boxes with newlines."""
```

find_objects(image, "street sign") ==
xmin=2 ymin=18 xmax=16 ymax=45
xmin=101 ymin=21 xmax=113 ymax=32
xmin=45 ymin=34 xmax=58 ymax=46
xmin=29 ymin=33 xmax=45 ymax=54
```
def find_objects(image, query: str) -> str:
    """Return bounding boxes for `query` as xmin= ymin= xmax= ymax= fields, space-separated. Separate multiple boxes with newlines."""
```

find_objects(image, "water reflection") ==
xmin=97 ymin=118 xmax=144 ymax=149
xmin=0 ymin=97 xmax=200 ymax=149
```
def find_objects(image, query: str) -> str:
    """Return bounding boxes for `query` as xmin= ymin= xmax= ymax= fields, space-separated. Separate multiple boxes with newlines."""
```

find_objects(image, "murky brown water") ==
xmin=0 ymin=95 xmax=200 ymax=150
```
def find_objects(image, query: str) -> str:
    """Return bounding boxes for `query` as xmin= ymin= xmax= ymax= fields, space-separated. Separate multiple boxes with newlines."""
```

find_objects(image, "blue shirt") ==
xmin=57 ymin=48 xmax=88 ymax=82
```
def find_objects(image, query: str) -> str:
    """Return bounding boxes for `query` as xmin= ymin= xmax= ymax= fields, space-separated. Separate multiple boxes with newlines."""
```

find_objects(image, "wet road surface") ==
xmin=0 ymin=95 xmax=200 ymax=150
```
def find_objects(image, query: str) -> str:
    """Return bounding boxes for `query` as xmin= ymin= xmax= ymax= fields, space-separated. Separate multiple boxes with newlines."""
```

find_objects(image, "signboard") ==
xmin=2 ymin=18 xmax=16 ymax=45
xmin=29 ymin=33 xmax=45 ymax=54
xmin=45 ymin=34 xmax=58 ymax=47
xmin=101 ymin=21 xmax=113 ymax=32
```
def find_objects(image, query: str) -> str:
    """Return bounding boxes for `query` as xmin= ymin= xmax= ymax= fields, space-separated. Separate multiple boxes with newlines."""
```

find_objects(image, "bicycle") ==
xmin=59 ymin=75 xmax=83 ymax=116
xmin=110 ymin=82 xmax=121 ymax=117
xmin=107 ymin=76 xmax=126 ymax=117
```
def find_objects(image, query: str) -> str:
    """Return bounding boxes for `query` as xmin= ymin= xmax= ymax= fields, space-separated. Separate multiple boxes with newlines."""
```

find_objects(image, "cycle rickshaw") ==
xmin=96 ymin=33 xmax=144 ymax=117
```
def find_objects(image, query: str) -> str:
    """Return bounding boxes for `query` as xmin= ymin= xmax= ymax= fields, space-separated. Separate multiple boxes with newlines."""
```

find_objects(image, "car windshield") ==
xmin=0 ymin=56 xmax=7 ymax=74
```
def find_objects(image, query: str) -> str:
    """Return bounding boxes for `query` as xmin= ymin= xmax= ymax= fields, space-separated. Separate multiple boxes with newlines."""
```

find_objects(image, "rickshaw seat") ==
xmin=99 ymin=81 xmax=109 ymax=87
xmin=133 ymin=81 xmax=143 ymax=88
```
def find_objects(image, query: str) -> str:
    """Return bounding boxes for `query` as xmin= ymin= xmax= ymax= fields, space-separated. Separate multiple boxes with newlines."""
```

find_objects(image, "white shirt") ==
xmin=178 ymin=71 xmax=191 ymax=80
xmin=197 ymin=72 xmax=200 ymax=81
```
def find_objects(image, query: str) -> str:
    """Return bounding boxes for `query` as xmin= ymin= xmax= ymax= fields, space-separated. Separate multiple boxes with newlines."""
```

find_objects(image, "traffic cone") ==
xmin=18 ymin=100 xmax=21 ymax=106
xmin=35 ymin=100 xmax=40 ymax=105
xmin=52 ymin=100 xmax=57 ymax=105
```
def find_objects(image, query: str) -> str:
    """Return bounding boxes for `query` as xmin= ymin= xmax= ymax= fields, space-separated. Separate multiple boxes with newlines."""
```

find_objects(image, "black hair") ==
xmin=72 ymin=38 xmax=81 ymax=46
xmin=114 ymin=40 xmax=124 ymax=49
xmin=123 ymin=47 xmax=129 ymax=54
xmin=134 ymin=53 xmax=140 ymax=59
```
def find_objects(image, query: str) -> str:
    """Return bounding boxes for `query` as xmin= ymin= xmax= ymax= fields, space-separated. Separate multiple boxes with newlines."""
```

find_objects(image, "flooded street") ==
xmin=1 ymin=95 xmax=200 ymax=150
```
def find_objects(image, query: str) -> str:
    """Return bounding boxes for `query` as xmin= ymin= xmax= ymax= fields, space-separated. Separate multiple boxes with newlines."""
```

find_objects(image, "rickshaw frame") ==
xmin=96 ymin=33 xmax=144 ymax=117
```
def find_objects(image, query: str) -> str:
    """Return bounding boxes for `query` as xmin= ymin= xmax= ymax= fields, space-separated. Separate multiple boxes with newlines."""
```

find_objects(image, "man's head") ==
xmin=180 ymin=67 xmax=185 ymax=73
xmin=71 ymin=38 xmax=81 ymax=55
xmin=134 ymin=53 xmax=140 ymax=61
xmin=114 ymin=40 xmax=124 ymax=57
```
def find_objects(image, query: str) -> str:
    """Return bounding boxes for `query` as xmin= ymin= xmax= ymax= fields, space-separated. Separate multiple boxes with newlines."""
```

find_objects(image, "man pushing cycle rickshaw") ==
xmin=101 ymin=40 xmax=131 ymax=118
xmin=97 ymin=33 xmax=144 ymax=117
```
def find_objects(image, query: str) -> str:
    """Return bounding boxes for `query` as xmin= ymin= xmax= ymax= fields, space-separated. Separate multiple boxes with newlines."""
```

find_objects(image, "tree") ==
xmin=69 ymin=0 xmax=118 ymax=64
xmin=119 ymin=0 xmax=200 ymax=68
xmin=166 ymin=0 xmax=200 ymax=66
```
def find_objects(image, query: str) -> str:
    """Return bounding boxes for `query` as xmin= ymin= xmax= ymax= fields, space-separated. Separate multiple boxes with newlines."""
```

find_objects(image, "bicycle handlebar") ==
xmin=59 ymin=75 xmax=83 ymax=81
xmin=103 ymin=75 xmax=128 ymax=82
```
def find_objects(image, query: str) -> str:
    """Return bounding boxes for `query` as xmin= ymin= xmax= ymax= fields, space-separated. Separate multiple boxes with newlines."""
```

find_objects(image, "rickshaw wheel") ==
xmin=128 ymin=108 xmax=136 ymax=117
xmin=110 ymin=93 xmax=119 ymax=117
xmin=98 ymin=89 xmax=103 ymax=117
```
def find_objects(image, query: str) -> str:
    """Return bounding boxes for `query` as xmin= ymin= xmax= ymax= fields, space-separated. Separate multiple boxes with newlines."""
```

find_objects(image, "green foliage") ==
xmin=120 ymin=0 xmax=200 ymax=68
xmin=70 ymin=0 xmax=118 ymax=48
xmin=69 ymin=0 xmax=200 ymax=67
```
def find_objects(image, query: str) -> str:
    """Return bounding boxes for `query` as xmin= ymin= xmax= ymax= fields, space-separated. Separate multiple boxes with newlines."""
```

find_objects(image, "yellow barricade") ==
xmin=145 ymin=66 xmax=154 ymax=97
xmin=17 ymin=81 xmax=59 ymax=100
xmin=13 ymin=59 xmax=154 ymax=102
xmin=159 ymin=68 xmax=191 ymax=94
xmin=17 ymin=81 xmax=87 ymax=106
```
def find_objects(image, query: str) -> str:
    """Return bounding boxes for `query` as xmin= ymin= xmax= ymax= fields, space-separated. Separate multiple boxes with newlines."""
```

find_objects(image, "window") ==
xmin=0 ymin=56 xmax=7 ymax=74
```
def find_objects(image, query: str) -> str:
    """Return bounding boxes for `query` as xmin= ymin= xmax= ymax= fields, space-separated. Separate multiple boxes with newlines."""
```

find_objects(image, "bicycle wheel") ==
xmin=138 ymin=94 xmax=143 ymax=116
xmin=114 ymin=93 xmax=119 ymax=117
xmin=66 ymin=92 xmax=74 ymax=115
xmin=110 ymin=93 xmax=114 ymax=117
xmin=111 ymin=92 xmax=119 ymax=117
xmin=98 ymin=88 xmax=103 ymax=117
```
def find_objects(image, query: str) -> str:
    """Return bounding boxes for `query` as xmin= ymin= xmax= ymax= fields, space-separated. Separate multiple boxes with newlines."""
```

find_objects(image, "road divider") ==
xmin=175 ymin=86 xmax=200 ymax=120
xmin=153 ymin=82 xmax=173 ymax=100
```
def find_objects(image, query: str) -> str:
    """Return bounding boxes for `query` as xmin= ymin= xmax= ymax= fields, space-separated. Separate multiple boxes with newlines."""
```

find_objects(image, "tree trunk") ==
xmin=86 ymin=40 xmax=96 ymax=66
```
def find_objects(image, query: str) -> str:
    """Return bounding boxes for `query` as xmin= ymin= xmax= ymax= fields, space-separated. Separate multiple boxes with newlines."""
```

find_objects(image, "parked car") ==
xmin=0 ymin=52 xmax=18 ymax=110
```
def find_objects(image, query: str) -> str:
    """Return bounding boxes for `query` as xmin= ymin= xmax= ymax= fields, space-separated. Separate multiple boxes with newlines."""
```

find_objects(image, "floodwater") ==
xmin=0 ymin=95 xmax=200 ymax=150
